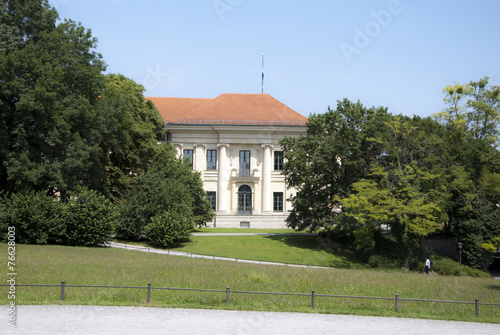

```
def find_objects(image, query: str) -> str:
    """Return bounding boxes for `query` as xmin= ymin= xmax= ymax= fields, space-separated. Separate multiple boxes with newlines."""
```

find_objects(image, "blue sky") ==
xmin=48 ymin=0 xmax=500 ymax=118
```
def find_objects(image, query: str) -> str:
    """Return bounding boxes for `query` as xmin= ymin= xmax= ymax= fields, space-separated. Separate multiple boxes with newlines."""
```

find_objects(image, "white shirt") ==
xmin=425 ymin=259 xmax=430 ymax=268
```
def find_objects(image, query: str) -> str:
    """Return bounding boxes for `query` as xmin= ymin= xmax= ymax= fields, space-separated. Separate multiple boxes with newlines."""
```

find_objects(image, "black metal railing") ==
xmin=2 ymin=282 xmax=499 ymax=317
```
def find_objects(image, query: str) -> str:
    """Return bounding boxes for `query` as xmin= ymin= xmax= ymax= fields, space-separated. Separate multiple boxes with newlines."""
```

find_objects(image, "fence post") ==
xmin=395 ymin=294 xmax=399 ymax=312
xmin=311 ymin=290 xmax=315 ymax=309
xmin=475 ymin=298 xmax=479 ymax=316
xmin=147 ymin=283 xmax=151 ymax=303
xmin=226 ymin=286 xmax=230 ymax=304
xmin=61 ymin=281 xmax=65 ymax=302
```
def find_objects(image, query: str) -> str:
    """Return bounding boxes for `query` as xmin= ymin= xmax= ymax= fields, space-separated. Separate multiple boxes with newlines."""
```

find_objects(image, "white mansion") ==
xmin=147 ymin=93 xmax=307 ymax=228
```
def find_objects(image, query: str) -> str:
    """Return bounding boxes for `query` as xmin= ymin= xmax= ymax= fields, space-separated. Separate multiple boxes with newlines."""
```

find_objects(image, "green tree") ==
xmin=96 ymin=74 xmax=165 ymax=200
xmin=280 ymin=99 xmax=390 ymax=231
xmin=116 ymin=143 xmax=214 ymax=241
xmin=0 ymin=0 xmax=107 ymax=199
xmin=341 ymin=164 xmax=442 ymax=262
xmin=435 ymin=77 xmax=500 ymax=143
xmin=432 ymin=78 xmax=500 ymax=269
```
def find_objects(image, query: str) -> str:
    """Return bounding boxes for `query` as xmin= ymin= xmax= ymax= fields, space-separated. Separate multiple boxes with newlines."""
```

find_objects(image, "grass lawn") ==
xmin=171 ymin=235 xmax=365 ymax=269
xmin=192 ymin=228 xmax=303 ymax=234
xmin=1 ymin=243 xmax=499 ymax=323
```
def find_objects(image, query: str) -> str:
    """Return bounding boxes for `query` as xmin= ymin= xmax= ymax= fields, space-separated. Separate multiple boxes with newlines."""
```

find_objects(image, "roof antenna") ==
xmin=261 ymin=53 xmax=264 ymax=94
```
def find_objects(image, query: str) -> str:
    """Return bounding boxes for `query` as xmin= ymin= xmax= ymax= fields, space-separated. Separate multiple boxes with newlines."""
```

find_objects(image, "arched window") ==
xmin=238 ymin=185 xmax=252 ymax=215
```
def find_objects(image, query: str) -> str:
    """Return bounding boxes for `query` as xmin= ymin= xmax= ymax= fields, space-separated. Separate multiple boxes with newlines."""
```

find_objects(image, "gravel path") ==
xmin=4 ymin=305 xmax=500 ymax=335
xmin=108 ymin=241 xmax=329 ymax=269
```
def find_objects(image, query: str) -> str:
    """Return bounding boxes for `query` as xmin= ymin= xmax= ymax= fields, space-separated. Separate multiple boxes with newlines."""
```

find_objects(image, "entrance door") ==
xmin=238 ymin=185 xmax=252 ymax=215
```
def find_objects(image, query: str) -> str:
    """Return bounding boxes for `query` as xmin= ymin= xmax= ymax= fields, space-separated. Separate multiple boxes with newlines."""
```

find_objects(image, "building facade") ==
xmin=148 ymin=93 xmax=307 ymax=228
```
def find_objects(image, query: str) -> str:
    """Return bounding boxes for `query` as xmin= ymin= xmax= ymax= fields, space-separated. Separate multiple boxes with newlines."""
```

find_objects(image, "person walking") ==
xmin=425 ymin=258 xmax=431 ymax=274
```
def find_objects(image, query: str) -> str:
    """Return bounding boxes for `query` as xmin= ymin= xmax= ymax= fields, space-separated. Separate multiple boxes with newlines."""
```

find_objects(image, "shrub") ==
xmin=116 ymin=144 xmax=214 ymax=241
xmin=430 ymin=255 xmax=491 ymax=278
xmin=61 ymin=190 xmax=119 ymax=247
xmin=367 ymin=255 xmax=401 ymax=269
xmin=328 ymin=213 xmax=357 ymax=243
xmin=145 ymin=210 xmax=193 ymax=247
xmin=0 ymin=191 xmax=62 ymax=244
xmin=0 ymin=189 xmax=118 ymax=247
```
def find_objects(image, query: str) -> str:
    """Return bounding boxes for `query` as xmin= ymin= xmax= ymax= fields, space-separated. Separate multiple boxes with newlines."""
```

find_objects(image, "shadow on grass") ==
xmin=486 ymin=285 xmax=500 ymax=291
xmin=263 ymin=235 xmax=365 ymax=269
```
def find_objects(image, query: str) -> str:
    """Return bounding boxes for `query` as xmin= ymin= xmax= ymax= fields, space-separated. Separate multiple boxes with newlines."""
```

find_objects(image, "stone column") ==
xmin=194 ymin=144 xmax=206 ymax=172
xmin=261 ymin=144 xmax=273 ymax=214
xmin=217 ymin=144 xmax=230 ymax=214
xmin=173 ymin=143 xmax=183 ymax=158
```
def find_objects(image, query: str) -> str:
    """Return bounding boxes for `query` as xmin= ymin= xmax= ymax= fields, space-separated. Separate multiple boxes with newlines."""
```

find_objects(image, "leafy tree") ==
xmin=435 ymin=77 xmax=500 ymax=143
xmin=0 ymin=0 xmax=106 ymax=199
xmin=432 ymin=78 xmax=500 ymax=269
xmin=96 ymin=74 xmax=165 ymax=200
xmin=280 ymin=99 xmax=390 ymax=231
xmin=116 ymin=143 xmax=214 ymax=241
xmin=340 ymin=164 xmax=442 ymax=262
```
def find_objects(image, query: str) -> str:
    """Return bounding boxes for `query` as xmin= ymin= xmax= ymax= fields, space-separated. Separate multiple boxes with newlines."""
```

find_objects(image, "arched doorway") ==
xmin=238 ymin=185 xmax=252 ymax=215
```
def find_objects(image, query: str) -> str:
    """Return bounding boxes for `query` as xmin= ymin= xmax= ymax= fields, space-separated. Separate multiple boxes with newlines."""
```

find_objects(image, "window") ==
xmin=206 ymin=150 xmax=217 ymax=170
xmin=239 ymin=150 xmax=251 ymax=177
xmin=183 ymin=149 xmax=193 ymax=169
xmin=274 ymin=151 xmax=283 ymax=171
xmin=207 ymin=191 xmax=216 ymax=211
xmin=273 ymin=192 xmax=283 ymax=212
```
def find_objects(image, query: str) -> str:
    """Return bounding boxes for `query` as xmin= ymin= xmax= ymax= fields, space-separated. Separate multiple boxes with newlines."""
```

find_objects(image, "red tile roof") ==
xmin=147 ymin=94 xmax=307 ymax=126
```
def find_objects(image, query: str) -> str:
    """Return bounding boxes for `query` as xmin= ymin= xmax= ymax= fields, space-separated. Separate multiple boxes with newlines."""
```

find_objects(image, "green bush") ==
xmin=367 ymin=255 xmax=401 ymax=269
xmin=61 ymin=190 xmax=119 ymax=247
xmin=116 ymin=144 xmax=214 ymax=241
xmin=0 ymin=189 xmax=118 ymax=247
xmin=145 ymin=210 xmax=193 ymax=247
xmin=0 ymin=191 xmax=62 ymax=244
xmin=430 ymin=255 xmax=491 ymax=278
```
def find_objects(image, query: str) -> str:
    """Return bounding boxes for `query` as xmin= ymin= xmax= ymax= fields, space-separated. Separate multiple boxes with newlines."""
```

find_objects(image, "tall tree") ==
xmin=433 ymin=78 xmax=500 ymax=269
xmin=116 ymin=143 xmax=214 ymax=242
xmin=435 ymin=77 xmax=500 ymax=143
xmin=280 ymin=99 xmax=390 ymax=231
xmin=339 ymin=117 xmax=446 ymax=261
xmin=0 ymin=0 xmax=106 ymax=198
xmin=96 ymin=74 xmax=165 ymax=200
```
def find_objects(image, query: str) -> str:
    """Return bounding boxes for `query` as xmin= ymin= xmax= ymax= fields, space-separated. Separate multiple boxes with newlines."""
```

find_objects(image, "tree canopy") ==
xmin=1 ymin=0 xmax=214 ymax=247
xmin=0 ymin=0 xmax=165 ymax=200
xmin=281 ymin=84 xmax=500 ymax=270
xmin=281 ymin=99 xmax=390 ymax=231
xmin=116 ymin=143 xmax=214 ymax=246
xmin=1 ymin=0 xmax=106 ymax=198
